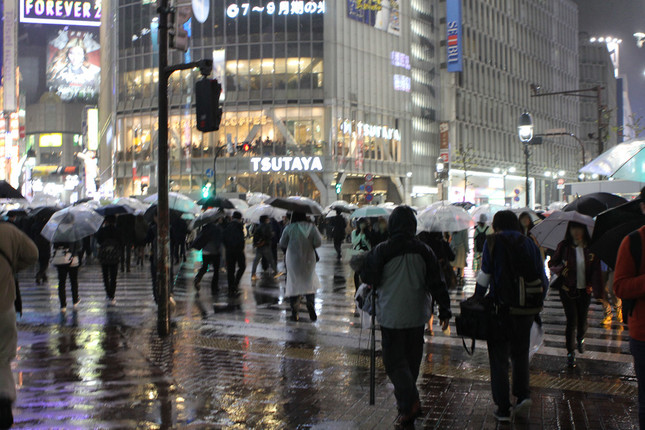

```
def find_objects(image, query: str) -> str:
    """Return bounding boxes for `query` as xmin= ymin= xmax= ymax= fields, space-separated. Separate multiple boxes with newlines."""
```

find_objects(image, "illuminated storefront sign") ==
xmin=39 ymin=133 xmax=63 ymax=147
xmin=446 ymin=0 xmax=463 ymax=72
xmin=20 ymin=0 xmax=101 ymax=26
xmin=393 ymin=74 xmax=410 ymax=92
xmin=339 ymin=120 xmax=401 ymax=141
xmin=250 ymin=156 xmax=323 ymax=172
xmin=86 ymin=108 xmax=99 ymax=150
xmin=390 ymin=51 xmax=410 ymax=70
xmin=226 ymin=1 xmax=325 ymax=19
xmin=347 ymin=0 xmax=400 ymax=36
xmin=222 ymin=116 xmax=269 ymax=127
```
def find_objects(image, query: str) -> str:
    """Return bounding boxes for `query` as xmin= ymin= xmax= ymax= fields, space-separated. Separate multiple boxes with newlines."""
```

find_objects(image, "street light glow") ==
xmin=590 ymin=37 xmax=596 ymax=42
xmin=598 ymin=37 xmax=605 ymax=42
xmin=558 ymin=170 xmax=566 ymax=177
xmin=493 ymin=167 xmax=501 ymax=174
xmin=544 ymin=171 xmax=551 ymax=177
xmin=508 ymin=167 xmax=517 ymax=173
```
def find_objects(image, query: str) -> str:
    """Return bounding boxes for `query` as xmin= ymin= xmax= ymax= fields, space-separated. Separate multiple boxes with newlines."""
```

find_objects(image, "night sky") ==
xmin=575 ymin=0 xmax=645 ymax=122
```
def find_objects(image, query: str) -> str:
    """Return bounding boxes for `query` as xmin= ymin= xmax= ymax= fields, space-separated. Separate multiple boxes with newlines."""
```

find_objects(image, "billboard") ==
xmin=446 ymin=0 xmax=463 ymax=72
xmin=20 ymin=0 xmax=101 ymax=27
xmin=347 ymin=0 xmax=400 ymax=36
xmin=46 ymin=30 xmax=100 ymax=103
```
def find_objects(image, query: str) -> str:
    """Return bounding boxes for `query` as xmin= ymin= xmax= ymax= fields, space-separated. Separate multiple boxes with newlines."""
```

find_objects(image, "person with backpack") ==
xmin=614 ymin=187 xmax=645 ymax=429
xmin=359 ymin=206 xmax=452 ymax=428
xmin=95 ymin=216 xmax=122 ymax=306
xmin=549 ymin=221 xmax=602 ymax=368
xmin=473 ymin=215 xmax=491 ymax=275
xmin=51 ymin=241 xmax=82 ymax=313
xmin=473 ymin=211 xmax=547 ymax=422
xmin=251 ymin=215 xmax=280 ymax=280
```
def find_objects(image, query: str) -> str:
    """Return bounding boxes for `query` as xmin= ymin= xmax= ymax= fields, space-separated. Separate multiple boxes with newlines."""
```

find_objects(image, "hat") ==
xmin=232 ymin=211 xmax=242 ymax=220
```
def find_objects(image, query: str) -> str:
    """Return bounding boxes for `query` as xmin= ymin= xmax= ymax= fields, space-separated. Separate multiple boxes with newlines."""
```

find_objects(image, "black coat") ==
xmin=223 ymin=220 xmax=246 ymax=254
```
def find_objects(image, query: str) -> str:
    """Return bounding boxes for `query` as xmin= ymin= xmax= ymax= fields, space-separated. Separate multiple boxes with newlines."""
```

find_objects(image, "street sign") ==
xmin=365 ymin=173 xmax=374 ymax=182
xmin=205 ymin=168 xmax=214 ymax=178
xmin=514 ymin=189 xmax=520 ymax=195
xmin=514 ymin=196 xmax=520 ymax=202
xmin=365 ymin=184 xmax=373 ymax=193
xmin=365 ymin=193 xmax=374 ymax=202
xmin=359 ymin=184 xmax=365 ymax=191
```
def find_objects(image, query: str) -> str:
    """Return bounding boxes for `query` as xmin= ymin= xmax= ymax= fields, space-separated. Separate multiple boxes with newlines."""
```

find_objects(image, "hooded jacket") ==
xmin=360 ymin=207 xmax=452 ymax=328
xmin=223 ymin=220 xmax=246 ymax=254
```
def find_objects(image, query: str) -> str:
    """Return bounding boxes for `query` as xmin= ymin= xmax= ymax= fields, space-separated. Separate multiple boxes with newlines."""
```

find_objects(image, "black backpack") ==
xmin=474 ymin=226 xmax=489 ymax=253
xmin=488 ymin=234 xmax=545 ymax=315
xmin=623 ymin=230 xmax=642 ymax=326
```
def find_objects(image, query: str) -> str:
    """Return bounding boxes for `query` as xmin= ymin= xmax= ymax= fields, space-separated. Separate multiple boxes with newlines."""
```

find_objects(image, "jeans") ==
xmin=380 ymin=326 xmax=425 ymax=414
xmin=195 ymin=253 xmax=221 ymax=294
xmin=631 ymin=338 xmax=645 ymax=429
xmin=101 ymin=264 xmax=118 ymax=299
xmin=56 ymin=265 xmax=79 ymax=308
xmin=559 ymin=289 xmax=591 ymax=353
xmin=226 ymin=250 xmax=246 ymax=291
xmin=252 ymin=246 xmax=277 ymax=275
xmin=486 ymin=314 xmax=534 ymax=412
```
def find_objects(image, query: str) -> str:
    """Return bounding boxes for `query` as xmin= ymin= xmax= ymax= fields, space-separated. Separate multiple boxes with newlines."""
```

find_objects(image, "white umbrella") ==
xmin=245 ymin=204 xmax=287 ymax=223
xmin=41 ymin=206 xmax=104 ymax=242
xmin=229 ymin=198 xmax=249 ymax=211
xmin=247 ymin=192 xmax=271 ymax=206
xmin=530 ymin=211 xmax=594 ymax=250
xmin=113 ymin=197 xmax=151 ymax=213
xmin=144 ymin=192 xmax=199 ymax=214
xmin=418 ymin=205 xmax=473 ymax=232
xmin=192 ymin=208 xmax=227 ymax=229
xmin=351 ymin=206 xmax=390 ymax=219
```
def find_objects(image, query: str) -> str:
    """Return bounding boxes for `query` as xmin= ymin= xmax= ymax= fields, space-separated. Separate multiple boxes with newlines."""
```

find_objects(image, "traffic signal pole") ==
xmin=157 ymin=0 xmax=213 ymax=336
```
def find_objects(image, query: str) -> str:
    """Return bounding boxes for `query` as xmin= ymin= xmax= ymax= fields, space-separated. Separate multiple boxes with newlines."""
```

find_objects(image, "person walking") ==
xmin=614 ymin=187 xmax=645 ymax=429
xmin=279 ymin=211 xmax=322 ymax=322
xmin=96 ymin=216 xmax=121 ymax=305
xmin=473 ymin=210 xmax=547 ymax=422
xmin=223 ymin=211 xmax=246 ymax=297
xmin=519 ymin=211 xmax=545 ymax=260
xmin=370 ymin=217 xmax=389 ymax=247
xmin=251 ymin=215 xmax=279 ymax=280
xmin=359 ymin=206 xmax=452 ymax=429
xmin=450 ymin=228 xmax=469 ymax=286
xmin=193 ymin=218 xmax=224 ymax=297
xmin=332 ymin=210 xmax=347 ymax=261
xmin=0 ymin=221 xmax=38 ymax=429
xmin=32 ymin=223 xmax=51 ymax=285
xmin=350 ymin=219 xmax=371 ymax=291
xmin=473 ymin=215 xmax=491 ymax=275
xmin=51 ymin=241 xmax=82 ymax=313
xmin=549 ymin=221 xmax=602 ymax=367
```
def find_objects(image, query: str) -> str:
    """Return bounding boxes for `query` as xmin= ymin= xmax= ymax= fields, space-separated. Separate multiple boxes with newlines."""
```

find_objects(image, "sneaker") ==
xmin=617 ymin=308 xmax=624 ymax=324
xmin=513 ymin=398 xmax=532 ymax=418
xmin=394 ymin=400 xmax=421 ymax=428
xmin=251 ymin=274 xmax=258 ymax=281
xmin=307 ymin=304 xmax=318 ymax=322
xmin=109 ymin=298 xmax=117 ymax=306
xmin=577 ymin=339 xmax=585 ymax=354
xmin=73 ymin=299 xmax=81 ymax=309
xmin=493 ymin=408 xmax=511 ymax=422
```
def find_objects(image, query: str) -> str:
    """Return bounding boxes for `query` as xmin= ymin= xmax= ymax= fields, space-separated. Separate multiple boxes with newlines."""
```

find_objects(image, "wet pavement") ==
xmin=10 ymin=242 xmax=638 ymax=429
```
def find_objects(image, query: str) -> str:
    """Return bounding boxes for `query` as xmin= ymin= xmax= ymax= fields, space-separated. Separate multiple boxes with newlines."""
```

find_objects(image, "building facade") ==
xmin=440 ymin=0 xmax=580 ymax=207
xmin=99 ymin=0 xmax=442 ymax=205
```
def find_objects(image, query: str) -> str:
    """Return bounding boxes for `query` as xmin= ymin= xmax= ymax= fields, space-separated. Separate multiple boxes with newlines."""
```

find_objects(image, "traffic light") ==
xmin=195 ymin=78 xmax=223 ymax=132
xmin=170 ymin=5 xmax=191 ymax=51
xmin=335 ymin=183 xmax=342 ymax=195
xmin=202 ymin=182 xmax=212 ymax=198
xmin=241 ymin=142 xmax=251 ymax=152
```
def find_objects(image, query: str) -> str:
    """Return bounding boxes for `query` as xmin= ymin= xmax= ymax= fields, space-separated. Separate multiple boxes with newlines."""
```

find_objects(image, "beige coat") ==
xmin=0 ymin=223 xmax=38 ymax=313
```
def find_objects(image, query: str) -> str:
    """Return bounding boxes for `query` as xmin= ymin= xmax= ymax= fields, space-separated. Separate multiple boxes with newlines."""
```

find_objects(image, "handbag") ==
xmin=455 ymin=296 xmax=507 ymax=355
xmin=354 ymin=283 xmax=374 ymax=315
xmin=51 ymin=247 xmax=73 ymax=266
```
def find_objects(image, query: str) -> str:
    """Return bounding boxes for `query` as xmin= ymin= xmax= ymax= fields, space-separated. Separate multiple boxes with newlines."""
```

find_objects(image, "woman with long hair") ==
xmin=549 ymin=221 xmax=603 ymax=367
xmin=519 ymin=212 xmax=544 ymax=260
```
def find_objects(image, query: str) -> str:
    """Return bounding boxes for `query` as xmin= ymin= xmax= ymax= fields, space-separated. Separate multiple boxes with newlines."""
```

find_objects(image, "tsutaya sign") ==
xmin=251 ymin=156 xmax=323 ymax=172
xmin=339 ymin=119 xmax=401 ymax=141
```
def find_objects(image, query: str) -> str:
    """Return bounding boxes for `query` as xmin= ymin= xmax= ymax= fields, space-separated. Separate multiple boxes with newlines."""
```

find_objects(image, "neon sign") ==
xmin=393 ymin=74 xmax=410 ymax=92
xmin=250 ymin=156 xmax=323 ymax=172
xmin=20 ymin=0 xmax=102 ymax=27
xmin=390 ymin=51 xmax=410 ymax=70
xmin=226 ymin=1 xmax=325 ymax=18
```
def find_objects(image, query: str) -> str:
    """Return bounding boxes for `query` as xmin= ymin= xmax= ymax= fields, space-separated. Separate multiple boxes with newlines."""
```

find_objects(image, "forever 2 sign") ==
xmin=20 ymin=0 xmax=101 ymax=27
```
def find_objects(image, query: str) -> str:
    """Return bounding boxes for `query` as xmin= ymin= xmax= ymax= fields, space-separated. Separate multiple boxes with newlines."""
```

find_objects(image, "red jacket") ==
xmin=614 ymin=226 xmax=645 ymax=341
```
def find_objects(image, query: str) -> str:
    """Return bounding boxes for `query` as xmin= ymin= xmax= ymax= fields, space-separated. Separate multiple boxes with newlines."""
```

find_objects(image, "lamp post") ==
xmin=518 ymin=113 xmax=534 ymax=208
xmin=435 ymin=157 xmax=445 ymax=200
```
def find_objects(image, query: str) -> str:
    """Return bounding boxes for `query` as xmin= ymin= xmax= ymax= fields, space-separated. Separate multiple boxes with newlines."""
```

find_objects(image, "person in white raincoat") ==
xmin=279 ymin=211 xmax=322 ymax=322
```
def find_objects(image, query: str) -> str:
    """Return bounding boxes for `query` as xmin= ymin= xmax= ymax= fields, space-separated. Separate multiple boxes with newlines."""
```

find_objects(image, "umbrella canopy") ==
xmin=41 ymin=206 xmax=104 ymax=242
xmin=452 ymin=201 xmax=475 ymax=211
xmin=0 ymin=181 xmax=24 ymax=199
xmin=29 ymin=194 xmax=61 ymax=208
xmin=197 ymin=195 xmax=235 ymax=209
xmin=113 ymin=197 xmax=151 ymax=213
xmin=350 ymin=206 xmax=390 ymax=219
xmin=590 ymin=219 xmax=645 ymax=269
xmin=192 ymin=208 xmax=227 ymax=229
xmin=326 ymin=210 xmax=350 ymax=219
xmin=592 ymin=200 xmax=644 ymax=243
xmin=418 ymin=205 xmax=473 ymax=233
xmin=530 ymin=211 xmax=594 ymax=251
xmin=95 ymin=204 xmax=135 ymax=217
xmin=266 ymin=196 xmax=323 ymax=215
xmin=228 ymin=198 xmax=249 ymax=211
xmin=470 ymin=204 xmax=506 ymax=224
xmin=145 ymin=192 xmax=199 ymax=214
xmin=548 ymin=201 xmax=567 ymax=212
xmin=579 ymin=138 xmax=645 ymax=181
xmin=247 ymin=192 xmax=271 ymax=206
xmin=28 ymin=206 xmax=59 ymax=224
xmin=325 ymin=200 xmax=357 ymax=213
xmin=143 ymin=205 xmax=185 ymax=224
xmin=511 ymin=208 xmax=542 ymax=223
xmin=563 ymin=192 xmax=627 ymax=217
xmin=245 ymin=204 xmax=287 ymax=223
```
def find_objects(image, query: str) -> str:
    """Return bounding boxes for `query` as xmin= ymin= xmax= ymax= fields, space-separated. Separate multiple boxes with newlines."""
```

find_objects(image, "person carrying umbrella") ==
xmin=332 ymin=209 xmax=347 ymax=261
xmin=350 ymin=219 xmax=371 ymax=292
xmin=473 ymin=214 xmax=491 ymax=275
xmin=223 ymin=211 xmax=246 ymax=297
xmin=192 ymin=216 xmax=224 ymax=297
xmin=279 ymin=211 xmax=322 ymax=322
xmin=548 ymin=220 xmax=602 ymax=368
xmin=95 ymin=216 xmax=122 ymax=305
xmin=450 ymin=228 xmax=469 ymax=286
xmin=251 ymin=215 xmax=280 ymax=280
xmin=51 ymin=240 xmax=82 ymax=312
xmin=359 ymin=206 xmax=451 ymax=428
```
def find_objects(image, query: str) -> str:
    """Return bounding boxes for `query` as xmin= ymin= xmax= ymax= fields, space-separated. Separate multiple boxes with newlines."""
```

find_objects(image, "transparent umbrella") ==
xmin=41 ymin=206 xmax=104 ymax=242
xmin=245 ymin=204 xmax=287 ymax=223
xmin=113 ymin=197 xmax=150 ymax=213
xmin=247 ymin=192 xmax=271 ymax=206
xmin=470 ymin=204 xmax=506 ymax=224
xmin=530 ymin=211 xmax=594 ymax=251
xmin=144 ymin=192 xmax=199 ymax=214
xmin=580 ymin=138 xmax=645 ymax=181
xmin=418 ymin=205 xmax=473 ymax=232
xmin=192 ymin=208 xmax=227 ymax=229
xmin=350 ymin=206 xmax=390 ymax=219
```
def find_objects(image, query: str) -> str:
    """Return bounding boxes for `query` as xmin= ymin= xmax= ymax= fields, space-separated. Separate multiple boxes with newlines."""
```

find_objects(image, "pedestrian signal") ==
xmin=335 ymin=183 xmax=342 ymax=194
xmin=195 ymin=78 xmax=223 ymax=132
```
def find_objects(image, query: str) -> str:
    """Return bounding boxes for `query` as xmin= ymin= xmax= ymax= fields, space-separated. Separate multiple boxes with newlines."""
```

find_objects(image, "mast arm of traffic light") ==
xmin=164 ymin=59 xmax=213 ymax=80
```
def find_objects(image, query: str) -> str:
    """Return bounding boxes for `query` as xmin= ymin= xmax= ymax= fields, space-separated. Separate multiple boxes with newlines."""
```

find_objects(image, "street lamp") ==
xmin=518 ymin=112 xmax=534 ymax=208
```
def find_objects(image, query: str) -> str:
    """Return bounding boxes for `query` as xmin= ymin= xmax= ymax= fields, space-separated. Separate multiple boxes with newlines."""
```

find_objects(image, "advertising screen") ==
xmin=46 ymin=30 xmax=100 ymax=103
xmin=347 ymin=0 xmax=400 ymax=36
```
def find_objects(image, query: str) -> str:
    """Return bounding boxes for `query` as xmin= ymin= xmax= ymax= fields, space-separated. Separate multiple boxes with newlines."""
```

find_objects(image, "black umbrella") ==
xmin=590 ymin=218 xmax=645 ymax=269
xmin=0 ymin=181 xmax=24 ymax=199
xmin=144 ymin=205 xmax=184 ymax=224
xmin=95 ymin=204 xmax=135 ymax=216
xmin=28 ymin=206 xmax=59 ymax=224
xmin=329 ymin=204 xmax=353 ymax=214
xmin=452 ymin=201 xmax=475 ymax=211
xmin=6 ymin=209 xmax=28 ymax=218
xmin=266 ymin=197 xmax=323 ymax=215
xmin=73 ymin=197 xmax=94 ymax=205
xmin=591 ymin=200 xmax=643 ymax=243
xmin=563 ymin=192 xmax=627 ymax=217
xmin=197 ymin=196 xmax=235 ymax=209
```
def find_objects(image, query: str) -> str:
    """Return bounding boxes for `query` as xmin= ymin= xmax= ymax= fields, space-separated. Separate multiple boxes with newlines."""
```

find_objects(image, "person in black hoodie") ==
xmin=95 ymin=216 xmax=121 ymax=305
xmin=223 ymin=211 xmax=246 ymax=297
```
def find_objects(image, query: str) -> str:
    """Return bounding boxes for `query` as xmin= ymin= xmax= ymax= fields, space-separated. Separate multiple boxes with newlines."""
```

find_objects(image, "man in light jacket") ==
xmin=0 ymin=221 xmax=38 ymax=428
xmin=360 ymin=206 xmax=451 ymax=429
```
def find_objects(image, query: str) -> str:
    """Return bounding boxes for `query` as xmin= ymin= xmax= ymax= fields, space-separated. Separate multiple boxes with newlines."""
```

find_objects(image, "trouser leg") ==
xmin=487 ymin=336 xmax=511 ymax=411
xmin=510 ymin=315 xmax=534 ymax=401
xmin=151 ymin=259 xmax=158 ymax=303
xmin=226 ymin=252 xmax=236 ymax=289
xmin=57 ymin=266 xmax=68 ymax=308
xmin=381 ymin=326 xmax=422 ymax=414
xmin=262 ymin=246 xmax=277 ymax=272
xmin=101 ymin=264 xmax=110 ymax=297
xmin=405 ymin=326 xmax=425 ymax=384
xmin=69 ymin=266 xmax=79 ymax=304
xmin=577 ymin=291 xmax=591 ymax=343
xmin=195 ymin=255 xmax=211 ymax=285
xmin=354 ymin=272 xmax=361 ymax=291
xmin=559 ymin=289 xmax=578 ymax=353
xmin=251 ymin=250 xmax=262 ymax=275
xmin=631 ymin=338 xmax=645 ymax=428
xmin=210 ymin=254 xmax=221 ymax=294
xmin=108 ymin=265 xmax=118 ymax=298
xmin=334 ymin=238 xmax=342 ymax=258
xmin=235 ymin=252 xmax=246 ymax=286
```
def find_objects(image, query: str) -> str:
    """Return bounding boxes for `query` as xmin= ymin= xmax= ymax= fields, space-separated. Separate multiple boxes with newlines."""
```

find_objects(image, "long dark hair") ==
xmin=518 ymin=212 xmax=535 ymax=235
xmin=564 ymin=221 xmax=591 ymax=247
xmin=492 ymin=210 xmax=521 ymax=233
